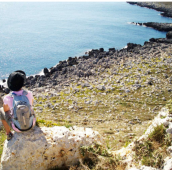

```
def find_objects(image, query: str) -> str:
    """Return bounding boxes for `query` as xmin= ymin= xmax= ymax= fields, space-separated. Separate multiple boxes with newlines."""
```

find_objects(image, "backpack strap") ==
xmin=10 ymin=90 xmax=28 ymax=97
xmin=10 ymin=92 xmax=17 ymax=98
xmin=22 ymin=90 xmax=28 ymax=96
xmin=11 ymin=93 xmax=18 ymax=119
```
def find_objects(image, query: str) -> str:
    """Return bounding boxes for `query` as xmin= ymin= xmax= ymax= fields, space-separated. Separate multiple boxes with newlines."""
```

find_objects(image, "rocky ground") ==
xmin=128 ymin=2 xmax=172 ymax=18
xmin=131 ymin=22 xmax=172 ymax=32
xmin=20 ymin=41 xmax=172 ymax=150
xmin=26 ymin=41 xmax=172 ymax=169
xmin=114 ymin=106 xmax=172 ymax=170
xmin=1 ymin=2 xmax=172 ymax=169
xmin=2 ymin=39 xmax=172 ymax=169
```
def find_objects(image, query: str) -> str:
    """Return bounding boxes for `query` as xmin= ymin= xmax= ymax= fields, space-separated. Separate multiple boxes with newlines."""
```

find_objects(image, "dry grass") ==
xmin=157 ymin=2 xmax=172 ymax=7
xmin=133 ymin=124 xmax=171 ymax=169
xmin=1 ymin=46 xmax=172 ymax=169
xmin=31 ymin=51 xmax=172 ymax=169
xmin=32 ymin=53 xmax=172 ymax=153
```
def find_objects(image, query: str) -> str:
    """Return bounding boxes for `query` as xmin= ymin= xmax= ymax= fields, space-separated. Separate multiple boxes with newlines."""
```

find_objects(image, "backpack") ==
xmin=11 ymin=90 xmax=36 ymax=132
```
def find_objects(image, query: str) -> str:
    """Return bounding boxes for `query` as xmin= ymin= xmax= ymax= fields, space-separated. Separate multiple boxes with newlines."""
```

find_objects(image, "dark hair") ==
xmin=7 ymin=70 xmax=26 ymax=91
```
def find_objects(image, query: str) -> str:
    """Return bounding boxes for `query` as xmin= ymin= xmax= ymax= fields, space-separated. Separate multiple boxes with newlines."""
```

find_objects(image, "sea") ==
xmin=0 ymin=2 xmax=172 ymax=81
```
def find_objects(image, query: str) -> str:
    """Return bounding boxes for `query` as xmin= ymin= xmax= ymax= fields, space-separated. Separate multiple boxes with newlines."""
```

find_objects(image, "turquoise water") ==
xmin=0 ymin=2 xmax=172 ymax=79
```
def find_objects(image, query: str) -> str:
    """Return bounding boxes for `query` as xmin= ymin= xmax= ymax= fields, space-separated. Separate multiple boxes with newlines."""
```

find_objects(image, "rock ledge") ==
xmin=1 ymin=126 xmax=103 ymax=170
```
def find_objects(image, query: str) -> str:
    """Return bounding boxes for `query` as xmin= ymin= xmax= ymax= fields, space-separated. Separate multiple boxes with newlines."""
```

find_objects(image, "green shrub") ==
xmin=133 ymin=124 xmax=169 ymax=168
xmin=36 ymin=119 xmax=58 ymax=127
xmin=148 ymin=124 xmax=166 ymax=144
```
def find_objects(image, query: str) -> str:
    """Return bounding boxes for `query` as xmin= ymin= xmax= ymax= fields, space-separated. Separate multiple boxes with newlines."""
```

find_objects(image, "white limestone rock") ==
xmin=96 ymin=85 xmax=106 ymax=91
xmin=163 ymin=157 xmax=172 ymax=170
xmin=128 ymin=166 xmax=157 ymax=170
xmin=139 ymin=166 xmax=157 ymax=170
xmin=166 ymin=123 xmax=172 ymax=134
xmin=162 ymin=118 xmax=169 ymax=127
xmin=115 ymin=107 xmax=171 ymax=170
xmin=1 ymin=126 xmax=103 ymax=170
xmin=139 ymin=107 xmax=169 ymax=141
xmin=159 ymin=107 xmax=169 ymax=117
xmin=167 ymin=146 xmax=172 ymax=156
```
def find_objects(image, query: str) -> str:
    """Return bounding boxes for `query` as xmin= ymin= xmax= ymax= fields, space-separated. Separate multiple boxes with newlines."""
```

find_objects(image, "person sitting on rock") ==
xmin=0 ymin=70 xmax=35 ymax=141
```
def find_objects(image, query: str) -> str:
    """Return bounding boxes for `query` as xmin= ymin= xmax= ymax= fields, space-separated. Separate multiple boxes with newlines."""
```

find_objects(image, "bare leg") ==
xmin=1 ymin=120 xmax=11 ymax=134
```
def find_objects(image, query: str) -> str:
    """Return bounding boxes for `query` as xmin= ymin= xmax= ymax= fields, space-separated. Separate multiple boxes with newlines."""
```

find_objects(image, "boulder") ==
xmin=35 ymin=75 xmax=41 ymax=79
xmin=59 ymin=60 xmax=68 ymax=68
xmin=109 ymin=48 xmax=115 ymax=52
xmin=67 ymin=57 xmax=78 ymax=66
xmin=43 ymin=68 xmax=50 ymax=77
xmin=3 ymin=88 xmax=10 ymax=94
xmin=50 ymin=67 xmax=57 ymax=74
xmin=96 ymin=85 xmax=106 ymax=91
xmin=43 ymin=68 xmax=49 ymax=74
xmin=127 ymin=43 xmax=141 ymax=51
xmin=1 ymin=126 xmax=103 ymax=170
xmin=166 ymin=31 xmax=172 ymax=39
xmin=99 ymin=48 xmax=104 ymax=52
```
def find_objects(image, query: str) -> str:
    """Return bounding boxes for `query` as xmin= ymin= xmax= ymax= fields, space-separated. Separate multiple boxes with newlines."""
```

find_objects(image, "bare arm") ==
xmin=3 ymin=104 xmax=10 ymax=112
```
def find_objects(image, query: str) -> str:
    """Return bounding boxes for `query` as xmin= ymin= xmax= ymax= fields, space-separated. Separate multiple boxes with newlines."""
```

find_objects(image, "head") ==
xmin=7 ymin=70 xmax=26 ymax=91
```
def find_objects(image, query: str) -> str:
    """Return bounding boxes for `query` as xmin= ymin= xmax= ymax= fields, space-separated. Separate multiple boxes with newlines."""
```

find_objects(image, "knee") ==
xmin=0 ymin=107 xmax=5 ymax=120
xmin=0 ymin=107 xmax=3 ymax=114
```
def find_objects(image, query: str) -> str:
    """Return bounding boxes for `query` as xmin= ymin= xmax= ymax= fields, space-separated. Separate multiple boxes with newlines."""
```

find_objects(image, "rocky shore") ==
xmin=1 ymin=2 xmax=172 ymax=169
xmin=127 ymin=2 xmax=172 ymax=18
xmin=29 ymin=40 xmax=172 ymax=149
xmin=3 ymin=39 xmax=172 ymax=170
xmin=0 ymin=40 xmax=171 ymax=95
xmin=128 ymin=2 xmax=172 ymax=42
xmin=0 ymin=2 xmax=172 ymax=95
xmin=131 ymin=22 xmax=172 ymax=32
xmin=1 ymin=6 xmax=172 ymax=148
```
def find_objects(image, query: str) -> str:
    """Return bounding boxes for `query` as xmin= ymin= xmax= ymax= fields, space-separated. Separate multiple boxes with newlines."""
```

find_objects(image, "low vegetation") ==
xmin=49 ymin=144 xmax=126 ymax=170
xmin=0 ymin=130 xmax=6 ymax=157
xmin=33 ymin=52 xmax=172 ymax=153
xmin=1 ymin=43 xmax=172 ymax=169
xmin=133 ymin=124 xmax=171 ymax=169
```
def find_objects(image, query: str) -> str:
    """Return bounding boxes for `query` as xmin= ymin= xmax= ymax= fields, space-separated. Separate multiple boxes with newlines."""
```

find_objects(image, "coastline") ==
xmin=2 ymin=2 xmax=172 ymax=169
xmin=17 ymin=2 xmax=172 ymax=92
xmin=1 ymin=2 xmax=172 ymax=95
xmin=127 ymin=2 xmax=172 ymax=33
xmin=127 ymin=2 xmax=172 ymax=18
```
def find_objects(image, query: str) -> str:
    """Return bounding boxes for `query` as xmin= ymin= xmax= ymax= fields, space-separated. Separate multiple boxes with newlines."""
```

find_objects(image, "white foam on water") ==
xmin=0 ymin=79 xmax=7 ymax=88
xmin=37 ymin=69 xmax=45 ymax=76
xmin=127 ymin=22 xmax=137 ymax=25
xmin=0 ymin=69 xmax=45 ymax=87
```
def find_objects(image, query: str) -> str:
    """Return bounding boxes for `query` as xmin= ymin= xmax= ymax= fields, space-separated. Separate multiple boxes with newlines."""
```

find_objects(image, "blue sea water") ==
xmin=0 ymin=2 xmax=172 ymax=80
